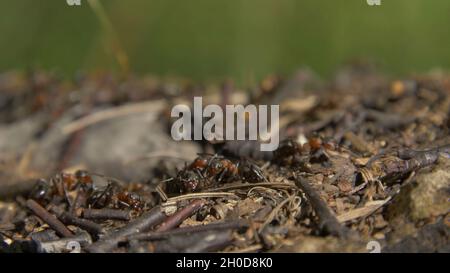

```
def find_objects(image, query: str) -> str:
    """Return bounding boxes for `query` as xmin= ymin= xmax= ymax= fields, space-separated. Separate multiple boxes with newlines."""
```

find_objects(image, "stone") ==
xmin=387 ymin=156 xmax=450 ymax=222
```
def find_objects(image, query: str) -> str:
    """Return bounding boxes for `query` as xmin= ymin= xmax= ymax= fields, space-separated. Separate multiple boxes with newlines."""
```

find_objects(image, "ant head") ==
xmin=60 ymin=172 xmax=77 ymax=189
xmin=75 ymin=170 xmax=93 ymax=184
xmin=29 ymin=179 xmax=52 ymax=203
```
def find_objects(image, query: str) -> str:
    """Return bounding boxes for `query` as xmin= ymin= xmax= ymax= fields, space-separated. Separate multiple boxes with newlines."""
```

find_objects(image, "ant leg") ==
xmin=194 ymin=169 xmax=207 ymax=181
xmin=258 ymin=170 xmax=269 ymax=183
xmin=118 ymin=200 xmax=130 ymax=209
xmin=91 ymin=183 xmax=112 ymax=208
xmin=194 ymin=169 xmax=210 ymax=188
xmin=217 ymin=169 xmax=228 ymax=183
xmin=233 ymin=161 xmax=240 ymax=180
xmin=250 ymin=162 xmax=268 ymax=182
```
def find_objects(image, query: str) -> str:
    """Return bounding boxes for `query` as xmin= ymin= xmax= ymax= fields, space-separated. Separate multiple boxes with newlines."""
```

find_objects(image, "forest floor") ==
xmin=0 ymin=65 xmax=449 ymax=253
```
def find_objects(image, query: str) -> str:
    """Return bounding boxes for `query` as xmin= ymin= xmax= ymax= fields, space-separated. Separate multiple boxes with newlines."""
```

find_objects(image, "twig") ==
xmin=86 ymin=206 xmax=166 ymax=253
xmin=293 ymin=175 xmax=355 ymax=239
xmin=155 ymin=185 xmax=168 ymax=202
xmin=128 ymin=219 xmax=249 ymax=241
xmin=156 ymin=199 xmax=205 ymax=232
xmin=62 ymin=100 xmax=165 ymax=135
xmin=83 ymin=208 xmax=131 ymax=221
xmin=54 ymin=210 xmax=104 ymax=236
xmin=206 ymin=182 xmax=295 ymax=192
xmin=26 ymin=199 xmax=73 ymax=238
xmin=163 ymin=192 xmax=237 ymax=204
xmin=397 ymin=144 xmax=450 ymax=161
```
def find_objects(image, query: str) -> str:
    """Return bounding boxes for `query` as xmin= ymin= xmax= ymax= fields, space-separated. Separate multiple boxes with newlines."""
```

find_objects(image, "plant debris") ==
xmin=0 ymin=67 xmax=449 ymax=253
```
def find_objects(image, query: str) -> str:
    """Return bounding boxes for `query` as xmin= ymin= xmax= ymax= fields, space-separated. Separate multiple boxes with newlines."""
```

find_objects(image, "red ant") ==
xmin=172 ymin=154 xmax=268 ymax=193
xmin=190 ymin=155 xmax=238 ymax=182
xmin=273 ymin=137 xmax=337 ymax=165
xmin=30 ymin=170 xmax=94 ymax=205
xmin=31 ymin=170 xmax=145 ymax=212
xmin=171 ymin=169 xmax=206 ymax=193
xmin=115 ymin=191 xmax=144 ymax=211
xmin=87 ymin=181 xmax=145 ymax=212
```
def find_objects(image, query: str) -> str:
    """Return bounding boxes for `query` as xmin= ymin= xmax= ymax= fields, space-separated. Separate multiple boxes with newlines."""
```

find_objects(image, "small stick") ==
xmin=398 ymin=144 xmax=449 ymax=162
xmin=293 ymin=175 xmax=354 ymax=239
xmin=83 ymin=208 xmax=131 ymax=221
xmin=26 ymin=199 xmax=73 ymax=238
xmin=86 ymin=206 xmax=166 ymax=253
xmin=206 ymin=182 xmax=296 ymax=192
xmin=155 ymin=185 xmax=168 ymax=202
xmin=404 ymin=153 xmax=439 ymax=172
xmin=56 ymin=211 xmax=104 ymax=236
xmin=128 ymin=219 xmax=249 ymax=241
xmin=62 ymin=100 xmax=165 ymax=135
xmin=156 ymin=199 xmax=205 ymax=232
xmin=35 ymin=231 xmax=92 ymax=253
xmin=163 ymin=192 xmax=237 ymax=204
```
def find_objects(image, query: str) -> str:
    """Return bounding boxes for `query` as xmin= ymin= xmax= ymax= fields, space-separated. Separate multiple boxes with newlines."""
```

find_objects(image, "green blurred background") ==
xmin=1 ymin=0 xmax=449 ymax=82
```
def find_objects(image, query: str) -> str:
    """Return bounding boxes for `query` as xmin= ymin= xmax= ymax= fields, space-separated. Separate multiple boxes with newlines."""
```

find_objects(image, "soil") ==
xmin=0 ymin=66 xmax=449 ymax=253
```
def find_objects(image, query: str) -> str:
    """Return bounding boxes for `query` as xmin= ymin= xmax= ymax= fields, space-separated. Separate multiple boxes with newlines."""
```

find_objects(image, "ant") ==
xmin=171 ymin=168 xmax=206 ymax=193
xmin=87 ymin=182 xmax=145 ymax=212
xmin=30 ymin=170 xmax=146 ymax=212
xmin=273 ymin=139 xmax=303 ymax=162
xmin=29 ymin=179 xmax=53 ymax=205
xmin=237 ymin=159 xmax=267 ymax=183
xmin=30 ymin=170 xmax=94 ymax=206
xmin=273 ymin=137 xmax=337 ymax=165
xmin=115 ymin=191 xmax=145 ymax=211
xmin=172 ymin=154 xmax=268 ymax=193
xmin=190 ymin=154 xmax=238 ymax=183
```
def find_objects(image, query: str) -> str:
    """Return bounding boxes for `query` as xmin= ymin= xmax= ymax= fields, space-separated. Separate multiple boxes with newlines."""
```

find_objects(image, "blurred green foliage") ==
xmin=1 ymin=0 xmax=449 ymax=82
